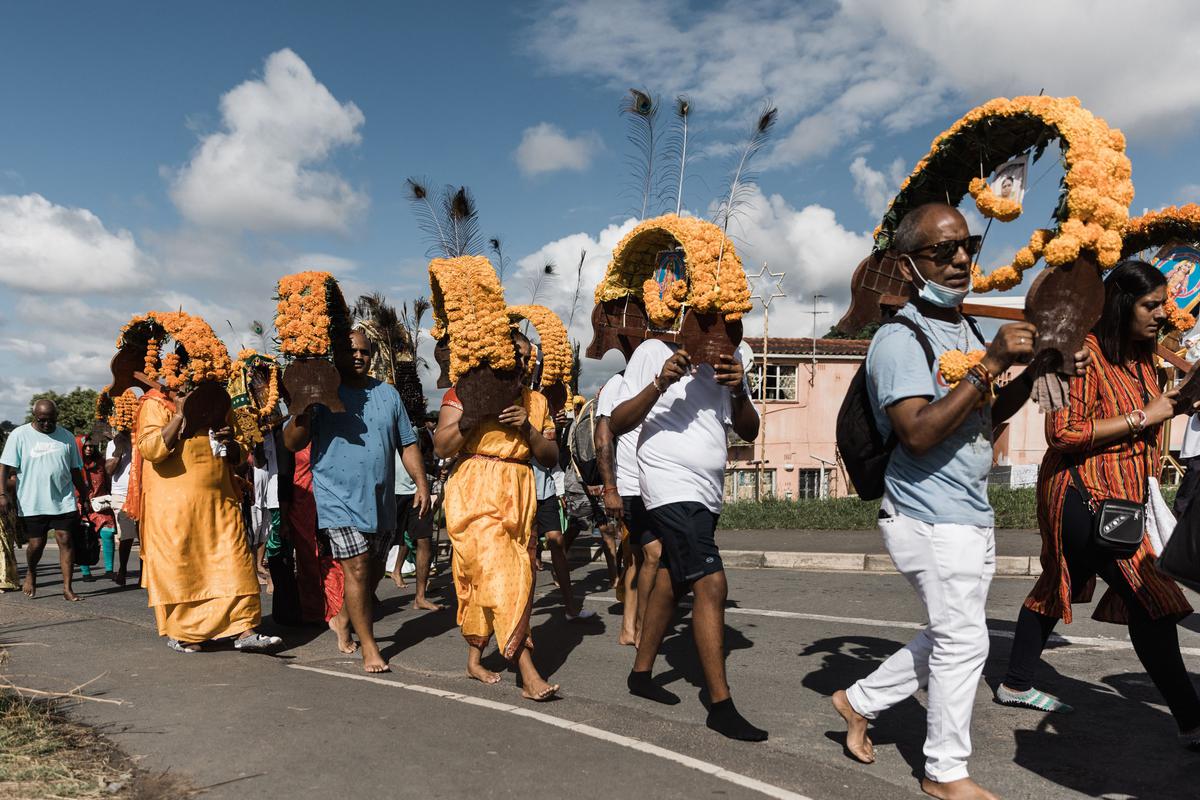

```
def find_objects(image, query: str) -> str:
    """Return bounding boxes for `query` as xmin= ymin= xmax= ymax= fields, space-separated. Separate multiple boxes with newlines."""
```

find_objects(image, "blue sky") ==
xmin=2 ymin=0 xmax=1199 ymax=421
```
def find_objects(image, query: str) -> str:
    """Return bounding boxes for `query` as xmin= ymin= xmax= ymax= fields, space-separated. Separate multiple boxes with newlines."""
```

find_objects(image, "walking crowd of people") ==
xmin=3 ymin=201 xmax=1200 ymax=800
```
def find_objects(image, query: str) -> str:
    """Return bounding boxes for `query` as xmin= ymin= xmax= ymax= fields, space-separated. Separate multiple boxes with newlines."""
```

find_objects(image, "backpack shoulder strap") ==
xmin=879 ymin=315 xmax=935 ymax=368
xmin=963 ymin=314 xmax=986 ymax=348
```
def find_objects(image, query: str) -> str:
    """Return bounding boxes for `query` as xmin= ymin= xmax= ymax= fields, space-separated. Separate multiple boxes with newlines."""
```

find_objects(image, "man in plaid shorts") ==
xmin=284 ymin=329 xmax=429 ymax=673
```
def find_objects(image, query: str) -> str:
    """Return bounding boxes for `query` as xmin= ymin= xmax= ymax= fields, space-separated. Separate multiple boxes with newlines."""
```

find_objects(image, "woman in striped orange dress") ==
xmin=997 ymin=260 xmax=1200 ymax=745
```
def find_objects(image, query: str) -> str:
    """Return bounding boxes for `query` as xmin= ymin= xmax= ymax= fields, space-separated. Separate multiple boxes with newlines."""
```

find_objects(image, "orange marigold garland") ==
xmin=506 ymin=304 xmax=573 ymax=389
xmin=96 ymin=389 xmax=140 ymax=432
xmin=428 ymin=256 xmax=516 ymax=383
xmin=118 ymin=311 xmax=232 ymax=391
xmin=595 ymin=214 xmax=752 ymax=323
xmin=938 ymin=349 xmax=987 ymax=388
xmin=275 ymin=271 xmax=351 ymax=360
xmin=878 ymin=96 xmax=1134 ymax=293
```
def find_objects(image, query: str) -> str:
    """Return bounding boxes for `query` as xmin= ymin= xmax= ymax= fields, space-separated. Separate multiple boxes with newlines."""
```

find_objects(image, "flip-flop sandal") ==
xmin=565 ymin=609 xmax=598 ymax=623
xmin=234 ymin=633 xmax=283 ymax=652
xmin=167 ymin=638 xmax=200 ymax=654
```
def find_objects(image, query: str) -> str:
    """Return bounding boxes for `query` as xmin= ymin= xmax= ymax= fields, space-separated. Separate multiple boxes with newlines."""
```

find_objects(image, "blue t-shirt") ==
xmin=866 ymin=304 xmax=994 ymax=527
xmin=310 ymin=379 xmax=417 ymax=533
xmin=0 ymin=423 xmax=83 ymax=517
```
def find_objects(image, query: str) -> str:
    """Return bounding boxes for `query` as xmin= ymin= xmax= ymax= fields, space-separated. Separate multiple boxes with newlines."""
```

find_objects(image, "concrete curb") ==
xmin=720 ymin=549 xmax=1042 ymax=577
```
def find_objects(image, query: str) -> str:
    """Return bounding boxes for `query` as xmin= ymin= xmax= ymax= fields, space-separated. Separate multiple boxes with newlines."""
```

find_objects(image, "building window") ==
xmin=795 ymin=468 xmax=823 ymax=499
xmin=751 ymin=363 xmax=797 ymax=401
xmin=724 ymin=468 xmax=775 ymax=502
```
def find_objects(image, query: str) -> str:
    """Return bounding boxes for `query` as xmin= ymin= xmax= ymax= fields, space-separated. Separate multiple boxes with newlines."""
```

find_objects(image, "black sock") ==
xmin=627 ymin=670 xmax=680 ymax=705
xmin=706 ymin=698 xmax=768 ymax=742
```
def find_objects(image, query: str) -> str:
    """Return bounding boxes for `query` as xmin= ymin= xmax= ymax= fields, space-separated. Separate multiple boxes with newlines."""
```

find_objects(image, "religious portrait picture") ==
xmin=1153 ymin=242 xmax=1200 ymax=314
xmin=990 ymin=154 xmax=1028 ymax=203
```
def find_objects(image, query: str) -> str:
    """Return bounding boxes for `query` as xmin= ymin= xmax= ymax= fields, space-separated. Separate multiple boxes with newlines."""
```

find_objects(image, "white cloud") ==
xmin=168 ymin=48 xmax=367 ymax=232
xmin=849 ymin=156 xmax=905 ymax=217
xmin=0 ymin=193 xmax=152 ymax=293
xmin=514 ymin=123 xmax=603 ymax=176
xmin=1180 ymin=184 xmax=1200 ymax=204
xmin=529 ymin=0 xmax=1200 ymax=166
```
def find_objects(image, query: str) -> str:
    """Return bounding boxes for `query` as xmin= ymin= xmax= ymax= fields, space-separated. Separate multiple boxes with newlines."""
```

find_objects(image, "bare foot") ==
xmin=832 ymin=689 xmax=875 ymax=764
xmin=920 ymin=777 xmax=1000 ymax=800
xmin=390 ymin=569 xmax=407 ymax=589
xmin=63 ymin=589 xmax=81 ymax=602
xmin=22 ymin=574 xmax=36 ymax=598
xmin=467 ymin=663 xmax=502 ymax=684
xmin=522 ymin=678 xmax=560 ymax=702
xmin=618 ymin=629 xmax=638 ymax=647
xmin=360 ymin=644 xmax=390 ymax=674
xmin=414 ymin=597 xmax=445 ymax=611
xmin=329 ymin=616 xmax=358 ymax=654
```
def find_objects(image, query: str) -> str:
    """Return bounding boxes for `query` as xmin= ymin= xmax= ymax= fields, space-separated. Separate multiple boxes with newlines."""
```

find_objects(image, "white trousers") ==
xmin=846 ymin=509 xmax=995 ymax=783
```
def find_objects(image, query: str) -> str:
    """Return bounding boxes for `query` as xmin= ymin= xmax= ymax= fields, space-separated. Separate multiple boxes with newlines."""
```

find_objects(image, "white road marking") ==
xmin=288 ymin=664 xmax=813 ymax=800
xmin=583 ymin=596 xmax=1200 ymax=658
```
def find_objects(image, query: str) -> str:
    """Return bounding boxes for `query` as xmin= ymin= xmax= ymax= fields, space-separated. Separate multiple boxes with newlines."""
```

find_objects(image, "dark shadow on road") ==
xmin=799 ymin=635 xmax=927 ymax=778
xmin=528 ymin=564 xmax=610 ymax=681
xmin=985 ymin=620 xmax=1200 ymax=800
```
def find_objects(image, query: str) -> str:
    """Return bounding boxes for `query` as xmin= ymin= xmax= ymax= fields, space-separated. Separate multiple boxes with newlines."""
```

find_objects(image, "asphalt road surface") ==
xmin=3 ymin=545 xmax=1200 ymax=800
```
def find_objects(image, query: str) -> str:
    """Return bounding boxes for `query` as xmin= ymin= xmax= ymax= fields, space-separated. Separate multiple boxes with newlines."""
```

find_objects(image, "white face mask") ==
xmin=905 ymin=255 xmax=969 ymax=308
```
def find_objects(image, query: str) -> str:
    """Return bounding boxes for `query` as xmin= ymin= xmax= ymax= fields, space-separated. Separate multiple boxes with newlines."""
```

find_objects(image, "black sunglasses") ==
xmin=907 ymin=235 xmax=982 ymax=263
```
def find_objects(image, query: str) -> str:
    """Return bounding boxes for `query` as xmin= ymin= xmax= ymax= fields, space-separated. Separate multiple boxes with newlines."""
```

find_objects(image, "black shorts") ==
xmin=396 ymin=494 xmax=434 ymax=541
xmin=647 ymin=501 xmax=723 ymax=587
xmin=20 ymin=512 xmax=78 ymax=540
xmin=622 ymin=495 xmax=657 ymax=545
xmin=535 ymin=495 xmax=562 ymax=535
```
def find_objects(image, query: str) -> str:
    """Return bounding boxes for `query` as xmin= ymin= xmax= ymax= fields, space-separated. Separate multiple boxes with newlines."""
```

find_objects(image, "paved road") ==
xmin=3 ymin=546 xmax=1200 ymax=799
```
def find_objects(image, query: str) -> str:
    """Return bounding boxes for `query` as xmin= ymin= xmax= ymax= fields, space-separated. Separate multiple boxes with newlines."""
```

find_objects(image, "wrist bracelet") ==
xmin=603 ymin=486 xmax=619 ymax=495
xmin=652 ymin=375 xmax=666 ymax=393
xmin=1124 ymin=412 xmax=1136 ymax=435
xmin=1131 ymin=408 xmax=1148 ymax=432
xmin=963 ymin=370 xmax=989 ymax=397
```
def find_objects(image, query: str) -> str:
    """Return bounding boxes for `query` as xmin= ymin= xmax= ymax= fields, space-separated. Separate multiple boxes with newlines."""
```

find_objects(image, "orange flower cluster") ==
xmin=233 ymin=408 xmax=264 ymax=447
xmin=428 ymin=256 xmax=516 ymax=382
xmin=276 ymin=271 xmax=343 ymax=358
xmin=596 ymin=214 xmax=752 ymax=321
xmin=118 ymin=311 xmax=232 ymax=391
xmin=1167 ymin=299 xmax=1196 ymax=332
xmin=236 ymin=349 xmax=281 ymax=422
xmin=96 ymin=389 xmax=140 ymax=432
xmin=641 ymin=275 xmax=690 ymax=327
xmin=507 ymin=304 xmax=572 ymax=389
xmin=938 ymin=349 xmax=986 ymax=387
xmin=1121 ymin=204 xmax=1200 ymax=259
xmin=882 ymin=96 xmax=1132 ymax=293
xmin=968 ymin=177 xmax=1022 ymax=222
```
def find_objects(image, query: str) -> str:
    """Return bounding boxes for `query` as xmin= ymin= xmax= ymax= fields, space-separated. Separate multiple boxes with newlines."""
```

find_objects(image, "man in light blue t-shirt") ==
xmin=284 ymin=329 xmax=429 ymax=674
xmin=830 ymin=203 xmax=1088 ymax=798
xmin=0 ymin=399 xmax=87 ymax=601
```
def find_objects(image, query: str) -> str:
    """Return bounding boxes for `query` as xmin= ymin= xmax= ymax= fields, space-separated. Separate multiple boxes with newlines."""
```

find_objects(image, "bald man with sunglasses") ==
xmin=831 ymin=203 xmax=1090 ymax=800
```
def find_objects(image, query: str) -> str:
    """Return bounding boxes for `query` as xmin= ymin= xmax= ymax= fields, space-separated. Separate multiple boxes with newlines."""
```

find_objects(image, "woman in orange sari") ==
xmin=132 ymin=384 xmax=281 ymax=654
xmin=434 ymin=333 xmax=561 ymax=700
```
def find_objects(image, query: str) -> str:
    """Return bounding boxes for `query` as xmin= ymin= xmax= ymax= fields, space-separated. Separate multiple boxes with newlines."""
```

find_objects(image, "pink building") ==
xmin=728 ymin=336 xmax=1186 ymax=500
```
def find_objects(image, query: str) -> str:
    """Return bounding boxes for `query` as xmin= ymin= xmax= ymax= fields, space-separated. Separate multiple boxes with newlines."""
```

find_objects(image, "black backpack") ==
xmin=570 ymin=397 xmax=603 ymax=487
xmin=836 ymin=313 xmax=983 ymax=500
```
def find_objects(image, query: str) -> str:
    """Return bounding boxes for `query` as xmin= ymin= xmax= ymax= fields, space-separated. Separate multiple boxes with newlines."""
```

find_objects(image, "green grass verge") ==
xmin=719 ymin=485 xmax=1181 ymax=530
xmin=720 ymin=487 xmax=1031 ymax=530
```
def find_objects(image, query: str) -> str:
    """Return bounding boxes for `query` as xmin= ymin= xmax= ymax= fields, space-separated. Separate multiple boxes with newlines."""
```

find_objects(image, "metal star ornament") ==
xmin=747 ymin=263 xmax=787 ymax=310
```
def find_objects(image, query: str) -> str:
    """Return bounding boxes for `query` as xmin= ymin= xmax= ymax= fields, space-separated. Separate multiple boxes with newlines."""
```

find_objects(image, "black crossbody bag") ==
xmin=1066 ymin=366 xmax=1151 ymax=559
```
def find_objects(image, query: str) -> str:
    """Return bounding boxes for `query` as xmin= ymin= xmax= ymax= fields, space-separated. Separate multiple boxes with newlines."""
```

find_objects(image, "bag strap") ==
xmin=963 ymin=314 xmax=986 ymax=349
xmin=879 ymin=315 xmax=935 ymax=368
xmin=1067 ymin=463 xmax=1099 ymax=513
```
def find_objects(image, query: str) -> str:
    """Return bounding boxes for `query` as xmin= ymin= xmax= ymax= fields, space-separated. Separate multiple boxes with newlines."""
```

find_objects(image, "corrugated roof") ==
xmin=742 ymin=337 xmax=870 ymax=357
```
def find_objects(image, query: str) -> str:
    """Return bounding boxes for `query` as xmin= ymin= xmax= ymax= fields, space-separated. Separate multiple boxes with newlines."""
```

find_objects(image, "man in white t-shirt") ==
xmin=104 ymin=430 xmax=140 ymax=586
xmin=610 ymin=339 xmax=765 ymax=741
xmin=596 ymin=370 xmax=662 ymax=647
